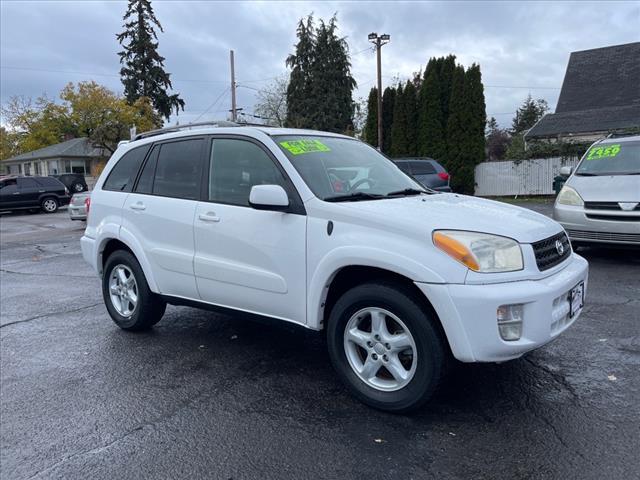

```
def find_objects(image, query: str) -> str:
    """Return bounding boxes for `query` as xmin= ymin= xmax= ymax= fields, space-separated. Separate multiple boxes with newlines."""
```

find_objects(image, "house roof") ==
xmin=2 ymin=137 xmax=107 ymax=163
xmin=527 ymin=42 xmax=640 ymax=139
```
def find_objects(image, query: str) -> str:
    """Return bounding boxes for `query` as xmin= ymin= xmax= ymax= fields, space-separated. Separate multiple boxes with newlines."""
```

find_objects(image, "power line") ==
xmin=192 ymin=87 xmax=229 ymax=123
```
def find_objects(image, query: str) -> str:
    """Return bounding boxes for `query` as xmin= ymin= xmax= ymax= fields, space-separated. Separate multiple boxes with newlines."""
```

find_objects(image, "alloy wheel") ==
xmin=108 ymin=264 xmax=138 ymax=317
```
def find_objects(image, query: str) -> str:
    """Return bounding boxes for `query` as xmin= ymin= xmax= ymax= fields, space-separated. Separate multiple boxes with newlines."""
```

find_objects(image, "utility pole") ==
xmin=230 ymin=49 xmax=237 ymax=122
xmin=368 ymin=33 xmax=390 ymax=151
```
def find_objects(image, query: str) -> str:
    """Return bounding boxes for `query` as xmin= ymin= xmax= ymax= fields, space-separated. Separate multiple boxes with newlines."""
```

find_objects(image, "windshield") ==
xmin=576 ymin=140 xmax=640 ymax=176
xmin=274 ymin=135 xmax=424 ymax=200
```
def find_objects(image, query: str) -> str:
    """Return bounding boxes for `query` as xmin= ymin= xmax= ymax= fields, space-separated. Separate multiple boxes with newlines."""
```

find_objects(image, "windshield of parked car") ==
xmin=576 ymin=140 xmax=640 ymax=176
xmin=274 ymin=135 xmax=425 ymax=201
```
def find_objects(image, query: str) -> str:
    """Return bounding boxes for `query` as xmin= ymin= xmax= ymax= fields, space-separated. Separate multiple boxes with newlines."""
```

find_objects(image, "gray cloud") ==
xmin=1 ymin=0 xmax=638 ymax=127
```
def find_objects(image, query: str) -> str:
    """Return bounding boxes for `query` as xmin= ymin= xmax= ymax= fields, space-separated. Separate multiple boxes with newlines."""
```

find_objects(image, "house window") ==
xmin=34 ymin=162 xmax=42 ymax=175
xmin=23 ymin=163 xmax=31 ymax=175
xmin=62 ymin=159 xmax=88 ymax=174
xmin=48 ymin=160 xmax=59 ymax=175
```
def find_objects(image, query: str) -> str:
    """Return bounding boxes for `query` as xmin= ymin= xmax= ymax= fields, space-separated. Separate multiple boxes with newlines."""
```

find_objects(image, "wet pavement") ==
xmin=1 ymin=206 xmax=639 ymax=479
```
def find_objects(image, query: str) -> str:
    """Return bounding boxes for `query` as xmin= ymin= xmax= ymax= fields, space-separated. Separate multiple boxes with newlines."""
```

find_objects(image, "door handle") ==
xmin=13 ymin=192 xmax=20 ymax=195
xmin=198 ymin=212 xmax=220 ymax=223
xmin=130 ymin=203 xmax=146 ymax=211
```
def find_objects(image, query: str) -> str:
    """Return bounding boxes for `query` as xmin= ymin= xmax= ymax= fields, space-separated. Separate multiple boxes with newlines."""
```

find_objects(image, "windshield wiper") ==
xmin=324 ymin=192 xmax=385 ymax=202
xmin=385 ymin=188 xmax=428 ymax=197
xmin=575 ymin=172 xmax=599 ymax=176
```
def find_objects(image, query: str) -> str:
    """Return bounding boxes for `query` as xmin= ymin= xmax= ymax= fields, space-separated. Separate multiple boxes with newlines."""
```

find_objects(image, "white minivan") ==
xmin=82 ymin=123 xmax=589 ymax=412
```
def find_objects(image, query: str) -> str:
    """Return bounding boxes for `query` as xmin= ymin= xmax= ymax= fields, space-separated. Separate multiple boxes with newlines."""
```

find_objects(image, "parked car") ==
xmin=0 ymin=175 xmax=70 ymax=213
xmin=393 ymin=158 xmax=451 ymax=192
xmin=554 ymin=135 xmax=640 ymax=246
xmin=69 ymin=191 xmax=91 ymax=221
xmin=51 ymin=173 xmax=88 ymax=193
xmin=82 ymin=123 xmax=588 ymax=412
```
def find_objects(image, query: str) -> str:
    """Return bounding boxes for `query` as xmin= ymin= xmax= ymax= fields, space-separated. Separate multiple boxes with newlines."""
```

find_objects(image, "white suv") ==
xmin=82 ymin=123 xmax=589 ymax=412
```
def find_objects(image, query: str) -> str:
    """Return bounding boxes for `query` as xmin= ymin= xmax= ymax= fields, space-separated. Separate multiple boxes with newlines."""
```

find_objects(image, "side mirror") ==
xmin=559 ymin=166 xmax=573 ymax=178
xmin=249 ymin=185 xmax=290 ymax=211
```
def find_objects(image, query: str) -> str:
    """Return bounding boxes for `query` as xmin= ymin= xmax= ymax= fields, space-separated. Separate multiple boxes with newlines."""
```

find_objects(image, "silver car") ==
xmin=68 ymin=191 xmax=90 ymax=221
xmin=553 ymin=135 xmax=639 ymax=246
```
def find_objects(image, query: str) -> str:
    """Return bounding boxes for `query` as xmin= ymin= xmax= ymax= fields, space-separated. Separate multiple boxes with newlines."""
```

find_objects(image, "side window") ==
xmin=103 ymin=145 xmax=150 ymax=192
xmin=409 ymin=161 xmax=436 ymax=175
xmin=395 ymin=161 xmax=412 ymax=174
xmin=17 ymin=177 xmax=38 ymax=189
xmin=135 ymin=145 xmax=159 ymax=195
xmin=35 ymin=177 xmax=60 ymax=187
xmin=152 ymin=139 xmax=203 ymax=199
xmin=208 ymin=139 xmax=287 ymax=206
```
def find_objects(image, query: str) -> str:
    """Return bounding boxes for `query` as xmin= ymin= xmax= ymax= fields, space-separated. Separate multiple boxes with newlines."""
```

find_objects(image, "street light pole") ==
xmin=368 ymin=33 xmax=390 ymax=151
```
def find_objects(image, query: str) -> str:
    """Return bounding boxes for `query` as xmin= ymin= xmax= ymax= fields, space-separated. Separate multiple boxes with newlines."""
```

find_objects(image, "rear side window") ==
xmin=17 ymin=177 xmax=38 ymax=189
xmin=409 ymin=161 xmax=436 ymax=175
xmin=395 ymin=161 xmax=412 ymax=174
xmin=36 ymin=177 xmax=62 ymax=187
xmin=103 ymin=145 xmax=150 ymax=192
xmin=152 ymin=139 xmax=204 ymax=199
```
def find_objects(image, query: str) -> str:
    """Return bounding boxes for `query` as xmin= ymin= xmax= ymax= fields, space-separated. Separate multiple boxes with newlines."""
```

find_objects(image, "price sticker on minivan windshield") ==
xmin=586 ymin=144 xmax=621 ymax=160
xmin=280 ymin=139 xmax=331 ymax=155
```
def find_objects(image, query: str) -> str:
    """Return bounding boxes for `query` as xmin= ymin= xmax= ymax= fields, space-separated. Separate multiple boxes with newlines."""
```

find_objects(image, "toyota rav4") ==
xmin=82 ymin=122 xmax=589 ymax=412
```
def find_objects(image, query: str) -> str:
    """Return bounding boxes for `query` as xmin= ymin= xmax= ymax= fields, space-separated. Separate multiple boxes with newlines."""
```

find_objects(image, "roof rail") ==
xmin=132 ymin=120 xmax=240 ymax=141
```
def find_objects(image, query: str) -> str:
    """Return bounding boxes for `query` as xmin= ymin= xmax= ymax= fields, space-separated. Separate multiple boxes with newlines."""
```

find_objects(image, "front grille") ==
xmin=531 ymin=232 xmax=571 ymax=271
xmin=584 ymin=201 xmax=640 ymax=211
xmin=585 ymin=214 xmax=640 ymax=222
xmin=566 ymin=229 xmax=640 ymax=244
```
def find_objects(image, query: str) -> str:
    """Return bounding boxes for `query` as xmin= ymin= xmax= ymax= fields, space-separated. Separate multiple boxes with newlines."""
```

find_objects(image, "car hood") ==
xmin=567 ymin=175 xmax=640 ymax=202
xmin=328 ymin=193 xmax=561 ymax=244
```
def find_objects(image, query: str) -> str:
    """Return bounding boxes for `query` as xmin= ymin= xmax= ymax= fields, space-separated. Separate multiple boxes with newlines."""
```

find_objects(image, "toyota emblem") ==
xmin=555 ymin=239 xmax=565 ymax=256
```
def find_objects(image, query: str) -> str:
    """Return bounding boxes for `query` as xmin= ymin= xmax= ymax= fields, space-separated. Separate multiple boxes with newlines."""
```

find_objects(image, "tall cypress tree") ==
xmin=363 ymin=87 xmax=378 ymax=146
xmin=446 ymin=65 xmax=470 ymax=193
xmin=381 ymin=86 xmax=396 ymax=154
xmin=390 ymin=83 xmax=406 ymax=156
xmin=285 ymin=15 xmax=316 ymax=128
xmin=439 ymin=55 xmax=457 ymax=129
xmin=117 ymin=0 xmax=184 ymax=121
xmin=464 ymin=63 xmax=486 ymax=169
xmin=417 ymin=64 xmax=445 ymax=160
xmin=403 ymin=80 xmax=418 ymax=157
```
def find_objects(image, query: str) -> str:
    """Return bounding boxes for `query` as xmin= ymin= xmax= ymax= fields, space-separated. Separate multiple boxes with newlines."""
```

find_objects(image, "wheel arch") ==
xmin=314 ymin=264 xmax=452 ymax=358
xmin=99 ymin=236 xmax=159 ymax=293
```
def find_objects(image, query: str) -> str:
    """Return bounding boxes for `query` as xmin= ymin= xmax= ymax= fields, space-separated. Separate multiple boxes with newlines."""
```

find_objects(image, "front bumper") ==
xmin=416 ymin=253 xmax=589 ymax=362
xmin=553 ymin=203 xmax=640 ymax=245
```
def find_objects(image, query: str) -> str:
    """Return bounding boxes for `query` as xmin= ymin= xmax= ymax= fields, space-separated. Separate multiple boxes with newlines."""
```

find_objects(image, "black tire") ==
xmin=327 ymin=282 xmax=446 ymax=413
xmin=102 ymin=250 xmax=166 ymax=331
xmin=41 ymin=197 xmax=58 ymax=213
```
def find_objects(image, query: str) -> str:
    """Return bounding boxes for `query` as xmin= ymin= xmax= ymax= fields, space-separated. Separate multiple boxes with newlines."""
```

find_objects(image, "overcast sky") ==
xmin=1 ymin=0 xmax=638 ymax=128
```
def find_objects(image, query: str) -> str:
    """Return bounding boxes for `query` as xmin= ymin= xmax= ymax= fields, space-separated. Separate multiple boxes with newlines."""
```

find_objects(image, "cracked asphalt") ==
xmin=1 ymin=205 xmax=639 ymax=480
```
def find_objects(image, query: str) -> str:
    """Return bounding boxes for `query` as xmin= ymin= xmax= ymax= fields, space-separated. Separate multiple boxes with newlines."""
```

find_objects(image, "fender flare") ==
xmin=307 ymin=246 xmax=447 ymax=330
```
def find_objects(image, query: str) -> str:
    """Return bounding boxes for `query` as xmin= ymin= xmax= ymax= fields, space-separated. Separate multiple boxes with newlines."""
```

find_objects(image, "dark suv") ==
xmin=0 ymin=176 xmax=70 ymax=213
xmin=393 ymin=158 xmax=451 ymax=192
xmin=51 ymin=173 xmax=88 ymax=193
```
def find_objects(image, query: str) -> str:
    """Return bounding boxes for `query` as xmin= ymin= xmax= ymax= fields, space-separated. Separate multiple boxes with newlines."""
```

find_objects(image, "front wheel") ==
xmin=102 ymin=250 xmax=166 ymax=331
xmin=327 ymin=282 xmax=446 ymax=413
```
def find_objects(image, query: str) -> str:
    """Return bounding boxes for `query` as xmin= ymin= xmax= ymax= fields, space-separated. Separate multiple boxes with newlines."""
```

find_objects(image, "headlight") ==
xmin=433 ymin=230 xmax=524 ymax=273
xmin=556 ymin=186 xmax=583 ymax=206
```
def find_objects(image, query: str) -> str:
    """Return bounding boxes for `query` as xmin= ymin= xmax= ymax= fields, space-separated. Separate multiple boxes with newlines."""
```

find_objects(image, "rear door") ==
xmin=16 ymin=177 xmax=41 ymax=207
xmin=0 ymin=180 xmax=20 ymax=209
xmin=121 ymin=137 xmax=205 ymax=300
xmin=193 ymin=136 xmax=307 ymax=324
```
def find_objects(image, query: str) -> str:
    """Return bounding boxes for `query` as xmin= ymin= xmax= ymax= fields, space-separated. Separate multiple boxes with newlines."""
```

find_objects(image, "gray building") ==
xmin=1 ymin=137 xmax=108 ymax=179
xmin=526 ymin=42 xmax=640 ymax=143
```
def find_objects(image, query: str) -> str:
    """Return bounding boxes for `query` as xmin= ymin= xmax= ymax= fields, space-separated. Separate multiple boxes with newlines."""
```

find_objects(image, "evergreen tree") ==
xmin=363 ymin=87 xmax=378 ymax=146
xmin=438 ymin=55 xmax=457 ymax=128
xmin=390 ymin=84 xmax=406 ymax=156
xmin=486 ymin=117 xmax=510 ymax=161
xmin=285 ymin=15 xmax=356 ymax=133
xmin=446 ymin=65 xmax=472 ymax=193
xmin=117 ymin=0 xmax=184 ymax=121
xmin=403 ymin=80 xmax=418 ymax=156
xmin=381 ymin=86 xmax=396 ymax=153
xmin=463 ymin=63 xmax=486 ymax=165
xmin=309 ymin=16 xmax=356 ymax=132
xmin=390 ymin=82 xmax=417 ymax=157
xmin=285 ymin=15 xmax=316 ymax=128
xmin=417 ymin=65 xmax=445 ymax=160
xmin=510 ymin=94 xmax=548 ymax=134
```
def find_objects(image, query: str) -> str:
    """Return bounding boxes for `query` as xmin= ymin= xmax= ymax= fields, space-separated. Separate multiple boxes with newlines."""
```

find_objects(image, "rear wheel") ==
xmin=102 ymin=250 xmax=166 ymax=331
xmin=327 ymin=282 xmax=446 ymax=413
xmin=41 ymin=197 xmax=58 ymax=213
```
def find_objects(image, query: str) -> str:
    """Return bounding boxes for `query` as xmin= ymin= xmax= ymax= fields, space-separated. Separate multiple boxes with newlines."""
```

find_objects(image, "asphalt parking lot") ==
xmin=1 ymin=204 xmax=639 ymax=480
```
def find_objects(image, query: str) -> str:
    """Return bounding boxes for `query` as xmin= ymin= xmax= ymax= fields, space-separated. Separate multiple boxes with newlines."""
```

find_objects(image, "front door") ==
xmin=194 ymin=137 xmax=307 ymax=325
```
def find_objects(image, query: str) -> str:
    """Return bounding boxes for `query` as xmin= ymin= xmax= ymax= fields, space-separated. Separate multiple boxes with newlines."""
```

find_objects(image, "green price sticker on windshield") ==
xmin=586 ymin=144 xmax=621 ymax=160
xmin=280 ymin=139 xmax=330 ymax=155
